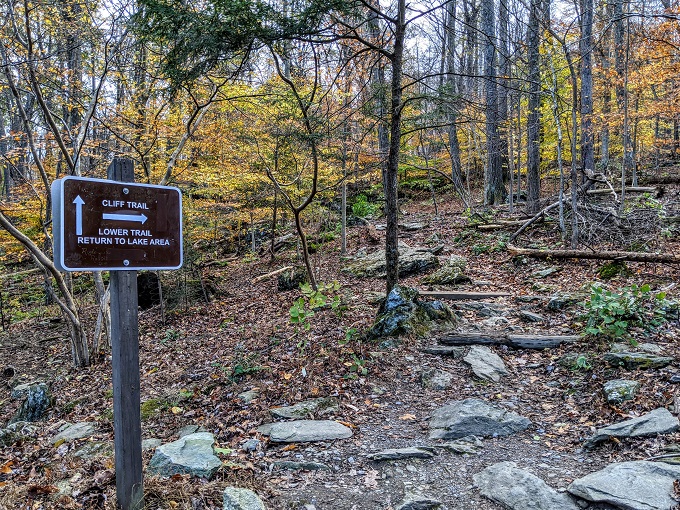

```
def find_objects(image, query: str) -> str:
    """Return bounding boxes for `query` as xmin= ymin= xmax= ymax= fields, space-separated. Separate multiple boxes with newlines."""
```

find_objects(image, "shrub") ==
xmin=351 ymin=195 xmax=378 ymax=218
xmin=583 ymin=283 xmax=672 ymax=341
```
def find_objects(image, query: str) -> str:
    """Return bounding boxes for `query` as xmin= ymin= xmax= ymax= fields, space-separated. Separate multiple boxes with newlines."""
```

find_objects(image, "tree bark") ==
xmin=526 ymin=0 xmax=542 ymax=213
xmin=482 ymin=0 xmax=506 ymax=205
xmin=580 ymin=0 xmax=595 ymax=177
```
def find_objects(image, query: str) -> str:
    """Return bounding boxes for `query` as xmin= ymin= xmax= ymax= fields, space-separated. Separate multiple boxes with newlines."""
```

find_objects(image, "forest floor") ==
xmin=1 ymin=190 xmax=680 ymax=509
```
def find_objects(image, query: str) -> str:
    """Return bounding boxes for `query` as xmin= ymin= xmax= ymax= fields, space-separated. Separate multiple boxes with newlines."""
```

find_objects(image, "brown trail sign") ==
xmin=51 ymin=159 xmax=183 ymax=510
xmin=52 ymin=175 xmax=183 ymax=271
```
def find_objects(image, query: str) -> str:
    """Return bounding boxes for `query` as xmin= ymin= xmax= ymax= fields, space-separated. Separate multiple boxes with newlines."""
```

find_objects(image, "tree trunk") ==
xmin=526 ymin=0 xmax=542 ymax=213
xmin=482 ymin=0 xmax=506 ymax=205
xmin=384 ymin=0 xmax=406 ymax=295
xmin=580 ymin=0 xmax=595 ymax=178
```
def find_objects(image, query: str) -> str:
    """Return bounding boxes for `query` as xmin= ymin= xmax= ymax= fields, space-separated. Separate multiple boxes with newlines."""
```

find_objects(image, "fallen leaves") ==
xmin=0 ymin=461 xmax=13 ymax=474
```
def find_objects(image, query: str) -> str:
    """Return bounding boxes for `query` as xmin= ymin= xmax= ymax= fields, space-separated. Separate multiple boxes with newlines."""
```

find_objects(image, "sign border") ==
xmin=53 ymin=176 xmax=184 ymax=272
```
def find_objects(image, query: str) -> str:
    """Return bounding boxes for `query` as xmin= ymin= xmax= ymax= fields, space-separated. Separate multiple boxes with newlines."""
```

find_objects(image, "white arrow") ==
xmin=102 ymin=212 xmax=148 ymax=224
xmin=73 ymin=195 xmax=85 ymax=236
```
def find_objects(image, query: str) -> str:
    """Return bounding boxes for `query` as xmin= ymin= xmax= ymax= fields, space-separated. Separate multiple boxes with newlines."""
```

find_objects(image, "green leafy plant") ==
xmin=344 ymin=354 xmax=368 ymax=379
xmin=162 ymin=328 xmax=180 ymax=344
xmin=351 ymin=194 xmax=378 ymax=218
xmin=572 ymin=354 xmax=592 ymax=371
xmin=290 ymin=281 xmax=342 ymax=331
xmin=339 ymin=327 xmax=358 ymax=347
xmin=583 ymin=283 xmax=672 ymax=341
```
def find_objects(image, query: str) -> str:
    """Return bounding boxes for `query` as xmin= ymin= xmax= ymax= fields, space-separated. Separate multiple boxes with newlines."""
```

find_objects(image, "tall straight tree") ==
xmin=580 ymin=0 xmax=595 ymax=178
xmin=526 ymin=0 xmax=543 ymax=213
xmin=482 ymin=0 xmax=506 ymax=204
xmin=445 ymin=0 xmax=465 ymax=196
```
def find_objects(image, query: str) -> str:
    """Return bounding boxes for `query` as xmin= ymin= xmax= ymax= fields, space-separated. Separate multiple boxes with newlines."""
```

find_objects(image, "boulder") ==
xmin=9 ymin=383 xmax=51 ymax=424
xmin=222 ymin=487 xmax=266 ymax=510
xmin=568 ymin=461 xmax=680 ymax=510
xmin=238 ymin=389 xmax=260 ymax=404
xmin=463 ymin=346 xmax=508 ymax=383
xmin=52 ymin=422 xmax=97 ymax=444
xmin=420 ymin=369 xmax=454 ymax=390
xmin=342 ymin=247 xmax=439 ymax=278
xmin=547 ymin=294 xmax=581 ymax=311
xmin=0 ymin=421 xmax=37 ymax=446
xmin=474 ymin=461 xmax=580 ymax=510
xmin=73 ymin=441 xmax=113 ymax=460
xmin=585 ymin=407 xmax=679 ymax=448
xmin=604 ymin=351 xmax=674 ymax=370
xmin=148 ymin=432 xmax=222 ymax=479
xmin=260 ymin=420 xmax=353 ymax=443
xmin=270 ymin=397 xmax=338 ymax=419
xmin=602 ymin=379 xmax=640 ymax=405
xmin=429 ymin=399 xmax=531 ymax=440
xmin=368 ymin=285 xmax=454 ymax=338
xmin=421 ymin=255 xmax=471 ymax=285
xmin=519 ymin=310 xmax=545 ymax=323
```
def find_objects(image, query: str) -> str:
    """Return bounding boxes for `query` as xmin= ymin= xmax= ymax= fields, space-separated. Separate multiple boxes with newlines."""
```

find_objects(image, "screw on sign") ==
xmin=51 ymin=176 xmax=183 ymax=271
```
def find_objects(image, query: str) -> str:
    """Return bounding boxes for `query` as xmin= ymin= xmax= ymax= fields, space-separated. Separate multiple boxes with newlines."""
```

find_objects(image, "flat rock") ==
xmin=261 ymin=420 xmax=353 ymax=443
xmin=534 ymin=267 xmax=561 ymax=278
xmin=474 ymin=461 xmax=580 ymax=510
xmin=270 ymin=397 xmax=338 ymax=419
xmin=441 ymin=435 xmax=484 ymax=454
xmin=602 ymin=379 xmax=640 ymax=405
xmin=547 ymin=293 xmax=580 ymax=311
xmin=399 ymin=221 xmax=428 ymax=231
xmin=368 ymin=447 xmax=436 ymax=461
xmin=222 ymin=487 xmax=266 ymax=510
xmin=604 ymin=351 xmax=674 ymax=370
xmin=463 ymin=346 xmax=508 ymax=383
xmin=568 ymin=461 xmax=680 ymax=510
xmin=52 ymin=422 xmax=97 ymax=444
xmin=148 ymin=432 xmax=222 ymax=479
xmin=481 ymin=316 xmax=510 ymax=329
xmin=342 ymin=247 xmax=439 ymax=278
xmin=421 ymin=254 xmax=471 ymax=285
xmin=73 ymin=441 xmax=113 ymax=459
xmin=420 ymin=369 xmax=454 ymax=390
xmin=429 ymin=399 xmax=531 ymax=440
xmin=585 ymin=407 xmax=679 ymax=448
xmin=238 ymin=389 xmax=259 ymax=403
xmin=421 ymin=346 xmax=466 ymax=358
xmin=272 ymin=460 xmax=331 ymax=471
xmin=611 ymin=342 xmax=664 ymax=354
xmin=395 ymin=493 xmax=442 ymax=510
xmin=519 ymin=310 xmax=545 ymax=323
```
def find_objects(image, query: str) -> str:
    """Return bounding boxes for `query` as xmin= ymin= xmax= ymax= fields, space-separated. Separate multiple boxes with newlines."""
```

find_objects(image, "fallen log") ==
xmin=477 ymin=219 xmax=552 ymax=231
xmin=438 ymin=332 xmax=580 ymax=349
xmin=253 ymin=266 xmax=293 ymax=283
xmin=507 ymin=244 xmax=680 ymax=264
xmin=586 ymin=186 xmax=660 ymax=197
xmin=419 ymin=290 xmax=510 ymax=300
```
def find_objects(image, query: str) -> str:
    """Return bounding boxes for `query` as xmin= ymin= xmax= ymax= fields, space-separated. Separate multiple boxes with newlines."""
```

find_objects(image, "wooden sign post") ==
xmin=51 ymin=157 xmax=183 ymax=510
xmin=108 ymin=159 xmax=143 ymax=510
